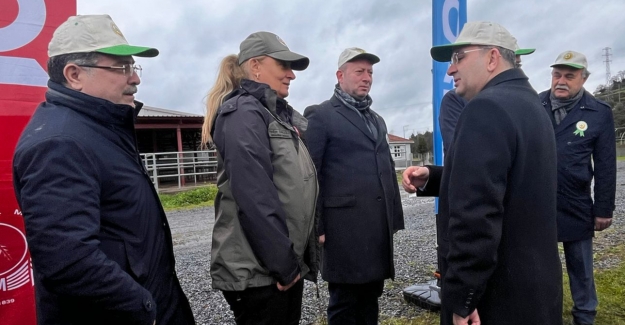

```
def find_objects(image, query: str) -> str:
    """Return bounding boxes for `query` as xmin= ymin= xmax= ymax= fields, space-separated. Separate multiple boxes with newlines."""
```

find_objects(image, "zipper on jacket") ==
xmin=299 ymin=137 xmax=319 ymax=235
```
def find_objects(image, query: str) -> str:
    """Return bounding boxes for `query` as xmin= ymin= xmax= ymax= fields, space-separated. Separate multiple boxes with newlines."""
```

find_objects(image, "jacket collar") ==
xmin=481 ymin=68 xmax=529 ymax=92
xmin=540 ymin=89 xmax=598 ymax=112
xmin=46 ymin=80 xmax=142 ymax=126
xmin=232 ymin=79 xmax=292 ymax=118
xmin=330 ymin=94 xmax=383 ymax=144
xmin=539 ymin=89 xmax=597 ymax=133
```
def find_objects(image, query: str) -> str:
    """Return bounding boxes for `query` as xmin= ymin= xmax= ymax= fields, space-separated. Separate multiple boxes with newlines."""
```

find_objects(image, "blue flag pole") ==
xmin=432 ymin=0 xmax=466 ymax=211
xmin=402 ymin=0 xmax=467 ymax=310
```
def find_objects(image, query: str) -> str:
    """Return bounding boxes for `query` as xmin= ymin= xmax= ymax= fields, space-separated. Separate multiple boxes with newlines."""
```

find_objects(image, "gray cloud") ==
xmin=79 ymin=0 xmax=625 ymax=137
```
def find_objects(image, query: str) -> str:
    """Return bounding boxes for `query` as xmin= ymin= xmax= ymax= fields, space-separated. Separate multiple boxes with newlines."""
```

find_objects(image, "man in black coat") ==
xmin=304 ymin=47 xmax=404 ymax=325
xmin=12 ymin=15 xmax=195 ymax=325
xmin=403 ymin=21 xmax=562 ymax=325
xmin=539 ymin=50 xmax=616 ymax=325
xmin=431 ymin=47 xmax=536 ymax=296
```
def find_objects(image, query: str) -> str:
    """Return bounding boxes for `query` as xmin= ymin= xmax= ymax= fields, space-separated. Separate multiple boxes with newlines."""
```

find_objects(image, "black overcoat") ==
xmin=304 ymin=95 xmax=404 ymax=284
xmin=420 ymin=69 xmax=563 ymax=325
xmin=539 ymin=90 xmax=616 ymax=242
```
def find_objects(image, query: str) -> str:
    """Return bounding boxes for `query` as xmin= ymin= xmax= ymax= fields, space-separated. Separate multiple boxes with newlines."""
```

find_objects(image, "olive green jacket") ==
xmin=210 ymin=80 xmax=319 ymax=291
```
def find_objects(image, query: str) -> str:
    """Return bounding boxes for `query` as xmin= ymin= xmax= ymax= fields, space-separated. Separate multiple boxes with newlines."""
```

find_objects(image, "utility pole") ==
xmin=603 ymin=47 xmax=612 ymax=102
xmin=619 ymin=71 xmax=625 ymax=103
xmin=403 ymin=125 xmax=410 ymax=139
xmin=603 ymin=47 xmax=612 ymax=87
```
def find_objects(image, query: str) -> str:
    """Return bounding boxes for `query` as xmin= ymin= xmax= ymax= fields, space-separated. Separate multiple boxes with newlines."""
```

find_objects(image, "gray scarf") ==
xmin=550 ymin=88 xmax=584 ymax=125
xmin=334 ymin=85 xmax=378 ymax=140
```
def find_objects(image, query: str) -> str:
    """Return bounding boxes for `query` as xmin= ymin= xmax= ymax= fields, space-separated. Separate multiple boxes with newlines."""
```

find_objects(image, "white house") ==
xmin=388 ymin=134 xmax=414 ymax=170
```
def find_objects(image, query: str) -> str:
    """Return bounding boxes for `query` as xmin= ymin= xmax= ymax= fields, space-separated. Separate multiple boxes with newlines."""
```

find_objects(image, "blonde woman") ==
xmin=201 ymin=32 xmax=318 ymax=325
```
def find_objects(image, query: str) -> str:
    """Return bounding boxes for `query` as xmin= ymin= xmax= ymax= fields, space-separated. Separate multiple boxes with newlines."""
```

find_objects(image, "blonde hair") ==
xmin=201 ymin=54 xmax=247 ymax=146
xmin=201 ymin=55 xmax=269 ymax=147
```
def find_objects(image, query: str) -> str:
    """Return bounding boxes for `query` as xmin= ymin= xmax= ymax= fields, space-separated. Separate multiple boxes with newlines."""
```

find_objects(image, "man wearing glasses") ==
xmin=440 ymin=46 xmax=535 ymax=153
xmin=12 ymin=15 xmax=195 ymax=325
xmin=402 ymin=21 xmax=562 ymax=325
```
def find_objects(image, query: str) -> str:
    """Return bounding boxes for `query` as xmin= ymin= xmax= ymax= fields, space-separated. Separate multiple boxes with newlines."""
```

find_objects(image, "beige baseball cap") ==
xmin=551 ymin=50 xmax=587 ymax=69
xmin=238 ymin=31 xmax=309 ymax=71
xmin=48 ymin=15 xmax=159 ymax=58
xmin=430 ymin=21 xmax=517 ymax=62
xmin=338 ymin=47 xmax=380 ymax=68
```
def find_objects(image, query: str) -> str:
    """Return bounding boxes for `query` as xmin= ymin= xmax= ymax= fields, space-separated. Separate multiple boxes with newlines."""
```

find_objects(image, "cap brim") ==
xmin=515 ymin=48 xmax=535 ymax=56
xmin=430 ymin=42 xmax=471 ymax=62
xmin=96 ymin=44 xmax=159 ymax=57
xmin=550 ymin=63 xmax=585 ymax=69
xmin=349 ymin=53 xmax=380 ymax=65
xmin=267 ymin=50 xmax=310 ymax=71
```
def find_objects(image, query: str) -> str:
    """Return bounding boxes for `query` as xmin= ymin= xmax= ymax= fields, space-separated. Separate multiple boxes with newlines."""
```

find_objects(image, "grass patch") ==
xmin=561 ymin=243 xmax=625 ymax=324
xmin=376 ymin=312 xmax=437 ymax=325
xmin=158 ymin=185 xmax=217 ymax=211
xmin=618 ymin=156 xmax=625 ymax=161
xmin=386 ymin=241 xmax=625 ymax=324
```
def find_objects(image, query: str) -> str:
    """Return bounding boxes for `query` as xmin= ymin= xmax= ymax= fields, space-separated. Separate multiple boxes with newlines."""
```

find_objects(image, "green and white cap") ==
xmin=238 ymin=31 xmax=309 ymax=71
xmin=430 ymin=21 xmax=518 ymax=62
xmin=48 ymin=15 xmax=159 ymax=58
xmin=515 ymin=48 xmax=535 ymax=56
xmin=551 ymin=50 xmax=587 ymax=69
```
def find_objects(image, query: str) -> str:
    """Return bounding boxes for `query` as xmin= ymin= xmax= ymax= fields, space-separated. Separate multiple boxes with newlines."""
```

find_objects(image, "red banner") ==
xmin=0 ymin=1 xmax=76 ymax=324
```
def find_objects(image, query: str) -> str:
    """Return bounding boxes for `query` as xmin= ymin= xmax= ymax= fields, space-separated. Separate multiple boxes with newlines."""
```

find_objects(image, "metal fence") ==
xmin=141 ymin=147 xmax=416 ymax=191
xmin=140 ymin=150 xmax=217 ymax=191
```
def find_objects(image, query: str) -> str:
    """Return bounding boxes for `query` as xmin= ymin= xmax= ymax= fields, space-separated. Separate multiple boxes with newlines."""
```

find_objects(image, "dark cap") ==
xmin=238 ymin=31 xmax=309 ymax=71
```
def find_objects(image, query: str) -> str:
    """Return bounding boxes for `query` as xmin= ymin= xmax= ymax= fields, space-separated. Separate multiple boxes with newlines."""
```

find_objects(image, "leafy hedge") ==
xmin=158 ymin=185 xmax=218 ymax=209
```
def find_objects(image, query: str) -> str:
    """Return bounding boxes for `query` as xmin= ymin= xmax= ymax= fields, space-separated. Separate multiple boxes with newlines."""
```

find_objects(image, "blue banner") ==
xmin=432 ymin=0 xmax=467 ymax=166
xmin=432 ymin=0 xmax=466 ymax=212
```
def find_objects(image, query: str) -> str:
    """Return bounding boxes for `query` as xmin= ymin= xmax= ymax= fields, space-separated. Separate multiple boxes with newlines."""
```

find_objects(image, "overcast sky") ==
xmin=79 ymin=0 xmax=625 ymax=138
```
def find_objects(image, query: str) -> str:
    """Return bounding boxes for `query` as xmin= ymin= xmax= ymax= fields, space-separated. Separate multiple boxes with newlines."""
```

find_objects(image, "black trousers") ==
xmin=222 ymin=280 xmax=304 ymax=325
xmin=327 ymin=281 xmax=384 ymax=325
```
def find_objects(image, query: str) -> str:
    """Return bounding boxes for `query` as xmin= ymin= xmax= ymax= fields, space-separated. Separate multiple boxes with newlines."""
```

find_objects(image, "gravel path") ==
xmin=169 ymin=162 xmax=625 ymax=325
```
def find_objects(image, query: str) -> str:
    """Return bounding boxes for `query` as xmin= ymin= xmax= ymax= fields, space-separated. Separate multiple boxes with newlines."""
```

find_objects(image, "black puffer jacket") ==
xmin=13 ymin=81 xmax=195 ymax=325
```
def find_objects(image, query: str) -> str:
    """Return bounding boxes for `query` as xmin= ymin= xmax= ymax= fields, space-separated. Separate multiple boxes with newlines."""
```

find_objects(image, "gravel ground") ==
xmin=169 ymin=161 xmax=625 ymax=325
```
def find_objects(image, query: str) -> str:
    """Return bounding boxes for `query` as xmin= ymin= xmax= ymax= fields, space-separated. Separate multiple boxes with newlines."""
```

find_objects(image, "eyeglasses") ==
xmin=78 ymin=64 xmax=142 ymax=77
xmin=451 ymin=48 xmax=492 ymax=65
